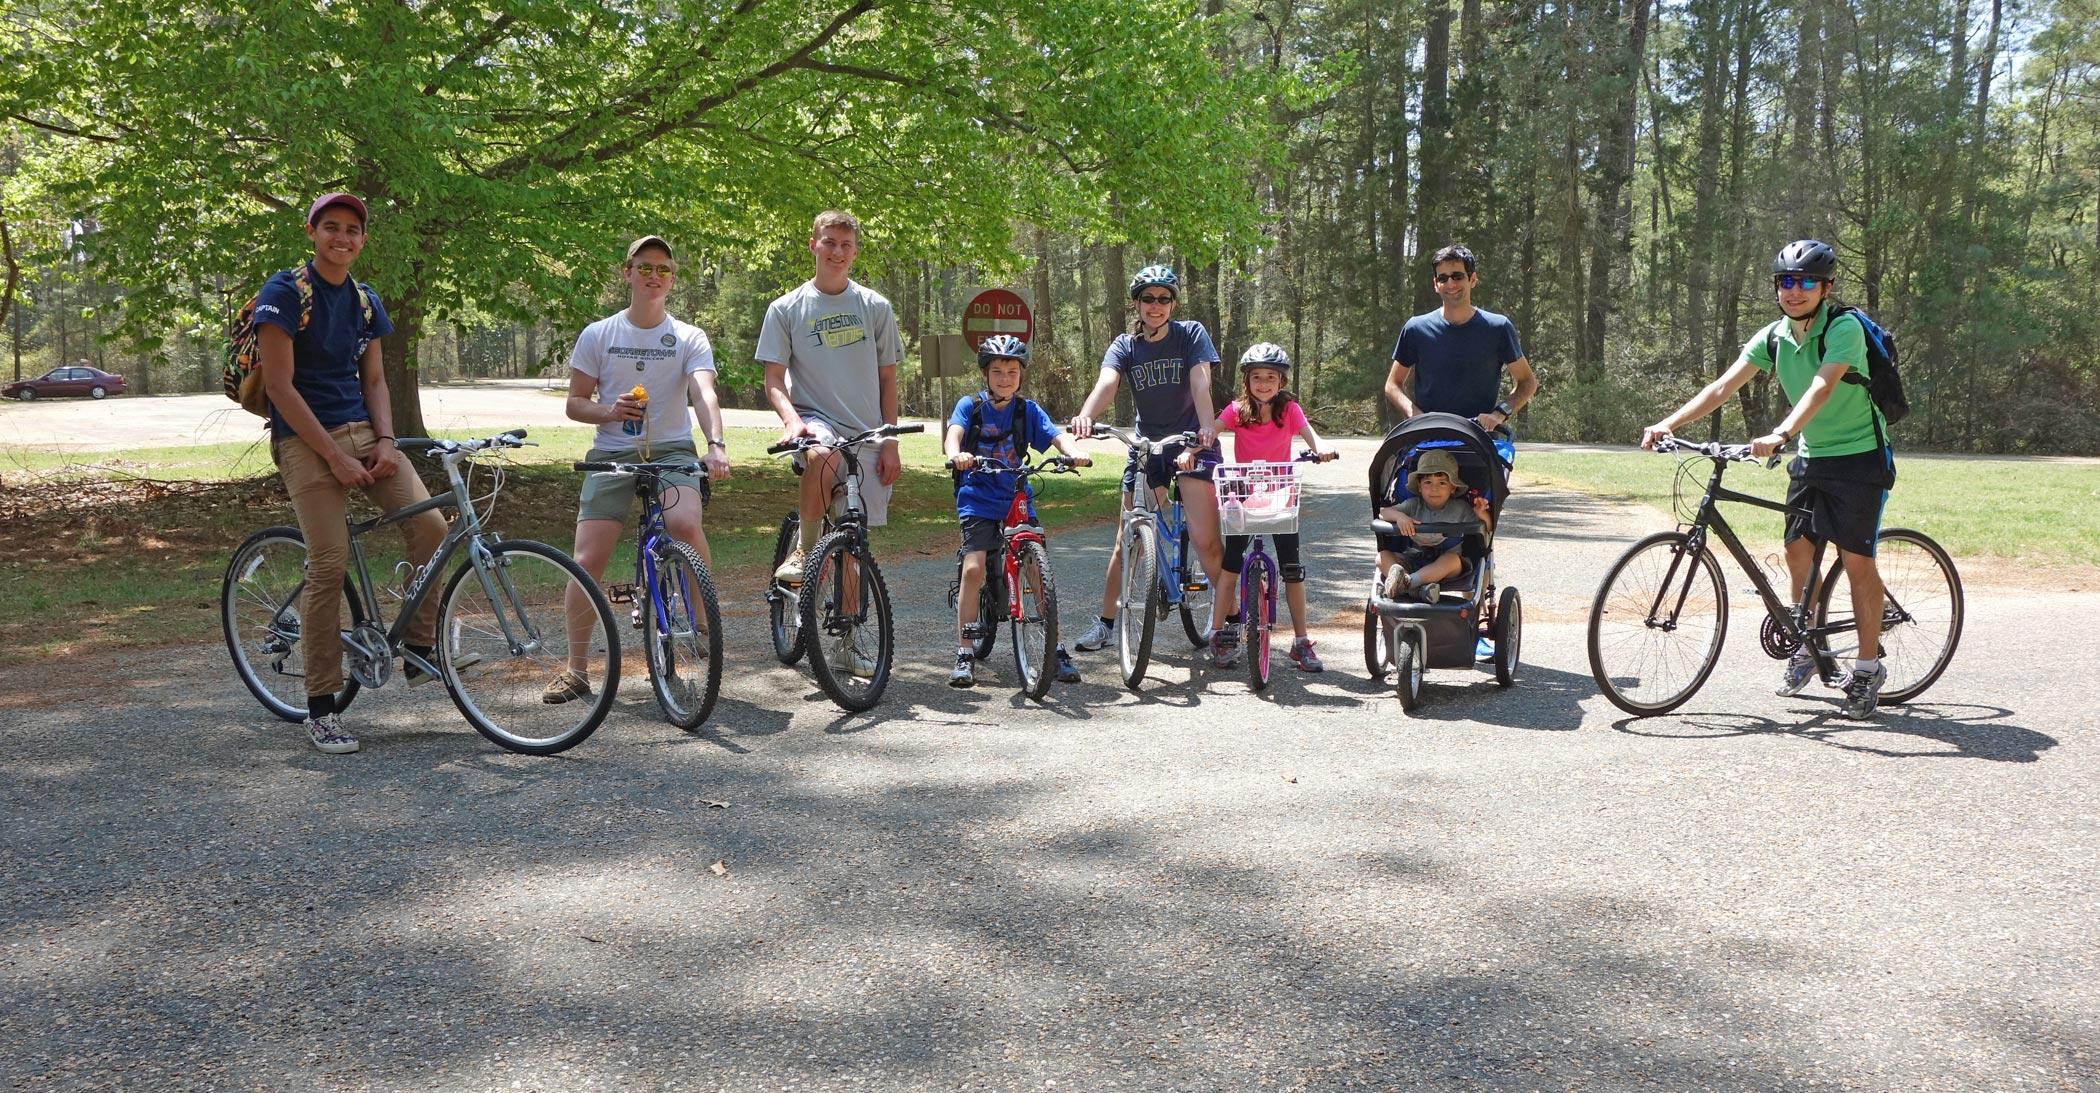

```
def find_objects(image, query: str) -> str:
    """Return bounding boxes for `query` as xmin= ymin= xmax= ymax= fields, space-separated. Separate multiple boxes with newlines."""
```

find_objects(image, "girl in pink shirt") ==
xmin=1210 ymin=343 xmax=1337 ymax=671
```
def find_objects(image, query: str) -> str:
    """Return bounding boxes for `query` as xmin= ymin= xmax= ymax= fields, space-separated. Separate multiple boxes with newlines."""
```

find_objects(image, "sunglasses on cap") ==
xmin=1774 ymin=275 xmax=1822 ymax=291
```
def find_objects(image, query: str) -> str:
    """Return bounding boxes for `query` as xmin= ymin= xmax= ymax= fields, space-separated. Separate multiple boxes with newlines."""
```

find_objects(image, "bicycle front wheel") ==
xmin=1009 ymin=540 xmax=1059 ymax=700
xmin=1815 ymin=527 xmax=1963 ymax=704
xmin=1117 ymin=522 xmax=1161 ymax=689
xmin=1243 ymin=561 xmax=1273 ymax=691
xmin=768 ymin=512 xmax=805 ymax=665
xmin=973 ymin=570 xmax=1001 ymax=661
xmin=800 ymin=531 xmax=895 ymax=712
xmin=643 ymin=539 xmax=723 ymax=730
xmin=1588 ymin=531 xmax=1730 ymax=716
xmin=1178 ymin=534 xmax=1212 ymax=648
xmin=222 ymin=526 xmax=362 ymax=723
xmin=438 ymin=539 xmax=619 ymax=755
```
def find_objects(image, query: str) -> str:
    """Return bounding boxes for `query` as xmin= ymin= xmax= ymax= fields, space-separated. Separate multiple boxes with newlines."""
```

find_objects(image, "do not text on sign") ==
xmin=963 ymin=289 xmax=1032 ymax=350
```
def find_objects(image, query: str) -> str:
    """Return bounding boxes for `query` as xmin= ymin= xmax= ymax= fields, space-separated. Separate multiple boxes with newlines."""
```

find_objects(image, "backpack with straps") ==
xmin=952 ymin=391 xmax=1037 ymax=493
xmin=1765 ymin=303 xmax=1909 ymax=428
xmin=223 ymin=264 xmax=378 ymax=417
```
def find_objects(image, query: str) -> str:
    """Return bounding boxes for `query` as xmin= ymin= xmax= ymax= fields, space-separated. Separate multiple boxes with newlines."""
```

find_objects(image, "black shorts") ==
xmin=958 ymin=516 xmax=1004 ymax=557
xmin=1223 ymin=532 xmax=1301 ymax=576
xmin=1784 ymin=449 xmax=1894 ymax=557
xmin=1121 ymin=441 xmax=1221 ymax=494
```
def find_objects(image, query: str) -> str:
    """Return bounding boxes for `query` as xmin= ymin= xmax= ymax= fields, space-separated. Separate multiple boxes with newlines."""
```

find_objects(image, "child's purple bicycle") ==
xmin=1215 ymin=450 xmax=1329 ymax=691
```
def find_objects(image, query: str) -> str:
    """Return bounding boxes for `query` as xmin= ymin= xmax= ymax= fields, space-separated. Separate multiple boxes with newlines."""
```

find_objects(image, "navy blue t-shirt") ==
xmin=1390 ymin=307 xmax=1523 ymax=418
xmin=950 ymin=393 xmax=1062 ymax=522
xmin=1102 ymin=320 xmax=1220 ymax=439
xmin=252 ymin=262 xmax=394 ymax=437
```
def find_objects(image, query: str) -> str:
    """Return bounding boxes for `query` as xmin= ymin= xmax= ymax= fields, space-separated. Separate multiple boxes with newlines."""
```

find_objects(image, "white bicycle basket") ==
xmin=1214 ymin=462 xmax=1302 ymax=535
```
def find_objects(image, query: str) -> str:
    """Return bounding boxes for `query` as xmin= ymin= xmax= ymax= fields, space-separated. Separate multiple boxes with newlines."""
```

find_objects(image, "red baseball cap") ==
xmin=306 ymin=192 xmax=369 ymax=226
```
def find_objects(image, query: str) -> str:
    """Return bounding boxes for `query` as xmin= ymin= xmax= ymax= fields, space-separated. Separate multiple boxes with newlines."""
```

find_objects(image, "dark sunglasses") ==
xmin=1135 ymin=293 xmax=1175 ymax=305
xmin=631 ymin=262 xmax=677 ymax=277
xmin=1433 ymin=271 xmax=1470 ymax=285
xmin=1774 ymin=275 xmax=1821 ymax=291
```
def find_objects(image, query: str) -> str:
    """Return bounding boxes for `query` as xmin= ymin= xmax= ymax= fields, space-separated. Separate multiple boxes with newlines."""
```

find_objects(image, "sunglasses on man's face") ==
xmin=1433 ymin=271 xmax=1470 ymax=285
xmin=1136 ymin=294 xmax=1175 ymax=305
xmin=631 ymin=262 xmax=676 ymax=277
xmin=1774 ymin=275 xmax=1821 ymax=291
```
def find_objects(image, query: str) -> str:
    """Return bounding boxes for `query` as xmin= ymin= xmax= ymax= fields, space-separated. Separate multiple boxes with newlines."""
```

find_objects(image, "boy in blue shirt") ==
xmin=943 ymin=335 xmax=1092 ymax=688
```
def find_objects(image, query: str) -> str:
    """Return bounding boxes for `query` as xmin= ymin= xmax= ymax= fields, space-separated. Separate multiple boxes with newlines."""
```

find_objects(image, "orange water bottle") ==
xmin=622 ymin=384 xmax=648 ymax=437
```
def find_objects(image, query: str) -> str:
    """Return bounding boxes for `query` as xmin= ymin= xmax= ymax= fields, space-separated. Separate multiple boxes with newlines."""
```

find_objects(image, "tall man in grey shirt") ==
xmin=758 ymin=209 xmax=905 ymax=580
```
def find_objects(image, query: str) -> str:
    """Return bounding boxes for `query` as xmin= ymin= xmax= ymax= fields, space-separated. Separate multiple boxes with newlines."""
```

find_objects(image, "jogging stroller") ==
xmin=1363 ymin=412 xmax=1522 ymax=709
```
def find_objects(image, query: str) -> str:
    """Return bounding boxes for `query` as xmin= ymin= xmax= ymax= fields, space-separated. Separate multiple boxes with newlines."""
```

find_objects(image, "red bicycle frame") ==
xmin=997 ymin=487 xmax=1045 ymax=622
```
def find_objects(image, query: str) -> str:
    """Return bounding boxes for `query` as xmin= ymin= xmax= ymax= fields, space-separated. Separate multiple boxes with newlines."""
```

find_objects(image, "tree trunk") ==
xmin=1582 ymin=0 xmax=1651 ymax=429
xmin=384 ymin=282 xmax=428 ymax=441
xmin=1414 ymin=0 xmax=1455 ymax=317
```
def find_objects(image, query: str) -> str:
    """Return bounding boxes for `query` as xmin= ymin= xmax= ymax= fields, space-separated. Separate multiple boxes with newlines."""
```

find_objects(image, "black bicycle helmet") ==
xmin=1772 ymin=239 xmax=1838 ymax=279
xmin=1128 ymin=264 xmax=1179 ymax=299
xmin=976 ymin=334 xmax=1029 ymax=367
xmin=1238 ymin=342 xmax=1290 ymax=376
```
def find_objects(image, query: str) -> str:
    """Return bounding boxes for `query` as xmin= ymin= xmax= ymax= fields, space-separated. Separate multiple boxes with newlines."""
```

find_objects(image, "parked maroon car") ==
xmin=4 ymin=366 xmax=128 ymax=400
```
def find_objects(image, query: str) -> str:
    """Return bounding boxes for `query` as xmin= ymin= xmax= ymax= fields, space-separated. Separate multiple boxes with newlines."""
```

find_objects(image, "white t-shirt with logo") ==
xmin=754 ymin=280 xmax=903 ymax=436
xmin=569 ymin=311 xmax=715 ymax=451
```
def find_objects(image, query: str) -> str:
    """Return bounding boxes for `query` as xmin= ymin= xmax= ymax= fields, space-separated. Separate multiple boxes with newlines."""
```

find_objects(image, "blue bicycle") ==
xmin=1096 ymin=426 xmax=1213 ymax=689
xmin=572 ymin=458 xmax=723 ymax=729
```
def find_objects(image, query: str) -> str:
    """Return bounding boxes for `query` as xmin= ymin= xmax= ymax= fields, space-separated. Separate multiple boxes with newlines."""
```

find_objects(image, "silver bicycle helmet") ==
xmin=1128 ymin=264 xmax=1179 ymax=299
xmin=1238 ymin=342 xmax=1291 ymax=376
xmin=976 ymin=333 xmax=1030 ymax=367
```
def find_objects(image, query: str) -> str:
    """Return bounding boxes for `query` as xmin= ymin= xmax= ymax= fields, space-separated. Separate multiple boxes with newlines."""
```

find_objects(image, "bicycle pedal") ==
xmin=1181 ymin=582 xmax=1208 ymax=593
xmin=605 ymin=582 xmax=637 ymax=604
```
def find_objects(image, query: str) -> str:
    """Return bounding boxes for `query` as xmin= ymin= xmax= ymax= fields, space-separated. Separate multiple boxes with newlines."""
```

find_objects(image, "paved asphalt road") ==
xmin=3 ymin=403 xmax=2095 ymax=1089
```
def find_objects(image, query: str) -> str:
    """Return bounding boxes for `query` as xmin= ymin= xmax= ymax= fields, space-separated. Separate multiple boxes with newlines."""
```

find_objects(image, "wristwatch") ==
xmin=1493 ymin=400 xmax=1513 ymax=418
xmin=706 ymin=438 xmax=725 ymax=448
xmin=1773 ymin=427 xmax=1793 ymax=446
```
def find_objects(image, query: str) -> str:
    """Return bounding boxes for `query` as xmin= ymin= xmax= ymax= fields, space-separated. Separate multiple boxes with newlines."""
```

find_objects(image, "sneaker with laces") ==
xmin=1288 ymin=637 xmax=1325 ymax=672
xmin=773 ymin=550 xmax=806 ymax=585
xmin=948 ymin=651 xmax=976 ymax=688
xmin=1054 ymin=645 xmax=1082 ymax=683
xmin=305 ymin=712 xmax=359 ymax=754
xmin=1838 ymin=662 xmax=1888 ymax=719
xmin=1382 ymin=566 xmax=1408 ymax=601
xmin=1209 ymin=625 xmax=1240 ymax=668
xmin=542 ymin=668 xmax=592 ymax=705
xmin=1073 ymin=617 xmax=1116 ymax=652
xmin=1776 ymin=649 xmax=1816 ymax=697
xmin=837 ymin=629 xmax=878 ymax=679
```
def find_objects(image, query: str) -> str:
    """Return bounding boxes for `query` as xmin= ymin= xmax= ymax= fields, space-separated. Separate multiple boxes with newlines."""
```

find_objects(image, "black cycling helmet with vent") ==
xmin=1772 ymin=239 xmax=1838 ymax=280
xmin=1238 ymin=342 xmax=1291 ymax=376
xmin=976 ymin=334 xmax=1029 ymax=368
xmin=1128 ymin=264 xmax=1179 ymax=299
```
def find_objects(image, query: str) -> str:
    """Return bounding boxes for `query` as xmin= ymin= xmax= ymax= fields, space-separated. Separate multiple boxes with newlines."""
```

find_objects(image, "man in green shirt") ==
xmin=1640 ymin=239 xmax=1895 ymax=718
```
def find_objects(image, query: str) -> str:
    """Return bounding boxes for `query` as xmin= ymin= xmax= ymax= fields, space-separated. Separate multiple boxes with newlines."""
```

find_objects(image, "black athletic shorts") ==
xmin=1121 ymin=441 xmax=1221 ymax=494
xmin=1784 ymin=448 xmax=1894 ymax=557
xmin=1223 ymin=532 xmax=1302 ymax=576
xmin=958 ymin=516 xmax=1004 ymax=557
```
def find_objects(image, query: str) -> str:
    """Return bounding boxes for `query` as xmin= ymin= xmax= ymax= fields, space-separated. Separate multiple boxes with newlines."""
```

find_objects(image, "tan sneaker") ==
xmin=1382 ymin=566 xmax=1409 ymax=601
xmin=773 ymin=550 xmax=806 ymax=585
xmin=542 ymin=669 xmax=592 ymax=705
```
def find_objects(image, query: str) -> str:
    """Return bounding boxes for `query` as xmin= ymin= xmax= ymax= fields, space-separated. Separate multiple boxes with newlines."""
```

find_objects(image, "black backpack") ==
xmin=952 ymin=391 xmax=1036 ymax=492
xmin=1766 ymin=304 xmax=1909 ymax=428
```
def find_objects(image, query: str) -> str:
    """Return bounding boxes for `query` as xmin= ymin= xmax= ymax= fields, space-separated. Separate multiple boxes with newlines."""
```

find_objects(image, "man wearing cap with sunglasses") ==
xmin=1383 ymin=244 xmax=1539 ymax=451
xmin=256 ymin=192 xmax=448 ymax=755
xmin=544 ymin=235 xmax=731 ymax=707
xmin=1640 ymin=239 xmax=1896 ymax=719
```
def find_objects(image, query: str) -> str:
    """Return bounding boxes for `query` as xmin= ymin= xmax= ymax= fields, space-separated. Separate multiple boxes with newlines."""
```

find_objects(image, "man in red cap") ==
xmin=254 ymin=192 xmax=447 ymax=754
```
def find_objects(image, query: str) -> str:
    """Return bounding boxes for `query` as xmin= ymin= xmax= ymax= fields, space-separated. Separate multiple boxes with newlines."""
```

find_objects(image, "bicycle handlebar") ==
xmin=951 ymin=455 xmax=1089 ymax=476
xmin=574 ymin=460 xmax=711 ymax=478
xmin=398 ymin=429 xmax=532 ymax=458
xmin=1091 ymin=425 xmax=1203 ymax=455
xmin=765 ymin=422 xmax=926 ymax=455
xmin=1651 ymin=435 xmax=1784 ymax=468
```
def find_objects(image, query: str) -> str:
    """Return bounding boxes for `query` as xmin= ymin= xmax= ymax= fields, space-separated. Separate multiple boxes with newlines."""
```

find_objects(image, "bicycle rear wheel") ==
xmin=643 ymin=539 xmax=723 ymax=730
xmin=1588 ymin=531 xmax=1730 ymax=716
xmin=768 ymin=512 xmax=806 ymax=665
xmin=1243 ymin=561 xmax=1273 ymax=691
xmin=800 ymin=531 xmax=895 ymax=712
xmin=1009 ymin=540 xmax=1059 ymax=700
xmin=1117 ymin=522 xmax=1160 ymax=690
xmin=439 ymin=539 xmax=619 ymax=755
xmin=1814 ymin=527 xmax=1963 ymax=704
xmin=222 ymin=526 xmax=362 ymax=723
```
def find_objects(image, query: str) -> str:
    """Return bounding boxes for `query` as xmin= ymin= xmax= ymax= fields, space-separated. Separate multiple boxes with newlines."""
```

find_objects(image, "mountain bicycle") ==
xmin=945 ymin=454 xmax=1088 ymax=698
xmin=765 ymin=423 xmax=926 ymax=711
xmin=571 ymin=458 xmax=723 ymax=729
xmin=222 ymin=429 xmax=621 ymax=755
xmin=1094 ymin=426 xmax=1214 ymax=689
xmin=1587 ymin=436 xmax=1962 ymax=716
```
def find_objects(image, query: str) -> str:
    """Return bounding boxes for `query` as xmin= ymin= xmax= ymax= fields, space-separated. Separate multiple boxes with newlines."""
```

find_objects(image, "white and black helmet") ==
xmin=1238 ymin=342 xmax=1291 ymax=376
xmin=976 ymin=334 xmax=1029 ymax=368
xmin=1128 ymin=264 xmax=1179 ymax=299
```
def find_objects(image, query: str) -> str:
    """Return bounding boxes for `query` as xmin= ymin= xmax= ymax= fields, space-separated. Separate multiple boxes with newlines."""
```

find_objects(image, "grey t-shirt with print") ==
xmin=570 ymin=311 xmax=715 ymax=452
xmin=755 ymin=280 xmax=904 ymax=436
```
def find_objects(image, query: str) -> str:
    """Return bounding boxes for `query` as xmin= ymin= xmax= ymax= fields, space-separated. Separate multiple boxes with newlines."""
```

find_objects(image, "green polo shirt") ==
xmin=1740 ymin=304 xmax=1885 ymax=459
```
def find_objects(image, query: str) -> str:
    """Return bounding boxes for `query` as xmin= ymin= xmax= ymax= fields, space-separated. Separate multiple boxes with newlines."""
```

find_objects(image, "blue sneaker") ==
xmin=1475 ymin=637 xmax=1495 ymax=662
xmin=1776 ymin=649 xmax=1816 ymax=697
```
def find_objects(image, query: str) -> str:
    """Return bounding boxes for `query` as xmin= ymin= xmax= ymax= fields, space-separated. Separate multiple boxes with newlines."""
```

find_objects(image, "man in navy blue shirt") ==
xmin=256 ymin=193 xmax=448 ymax=756
xmin=1383 ymin=245 xmax=1539 ymax=439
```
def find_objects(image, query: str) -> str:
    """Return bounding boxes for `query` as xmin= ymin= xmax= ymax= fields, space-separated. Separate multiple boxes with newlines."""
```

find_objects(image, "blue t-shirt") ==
xmin=949 ymin=393 xmax=1062 ymax=522
xmin=1102 ymin=320 xmax=1220 ymax=439
xmin=252 ymin=262 xmax=394 ymax=437
xmin=1390 ymin=307 xmax=1523 ymax=418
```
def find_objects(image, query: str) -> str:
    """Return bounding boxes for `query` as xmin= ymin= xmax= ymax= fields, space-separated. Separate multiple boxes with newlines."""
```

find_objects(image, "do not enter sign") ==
xmin=963 ymin=289 xmax=1032 ymax=349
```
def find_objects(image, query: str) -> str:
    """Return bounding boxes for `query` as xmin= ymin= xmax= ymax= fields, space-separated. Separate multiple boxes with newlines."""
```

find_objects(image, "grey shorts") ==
xmin=577 ymin=441 xmax=706 ymax=523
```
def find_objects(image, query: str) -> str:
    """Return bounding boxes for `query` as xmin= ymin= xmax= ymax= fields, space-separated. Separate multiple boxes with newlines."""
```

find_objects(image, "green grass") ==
xmin=1517 ymin=448 xmax=2100 ymax=566
xmin=0 ymin=427 xmax=1125 ymax=658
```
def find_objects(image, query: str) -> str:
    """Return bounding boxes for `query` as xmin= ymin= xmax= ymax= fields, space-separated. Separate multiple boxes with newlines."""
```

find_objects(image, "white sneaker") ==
xmin=773 ymin=550 xmax=806 ymax=585
xmin=836 ymin=629 xmax=878 ymax=679
xmin=1073 ymin=617 xmax=1116 ymax=652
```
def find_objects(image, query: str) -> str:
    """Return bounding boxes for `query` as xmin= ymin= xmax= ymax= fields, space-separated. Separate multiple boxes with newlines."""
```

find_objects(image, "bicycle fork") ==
xmin=468 ymin=538 xmax=546 ymax=655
